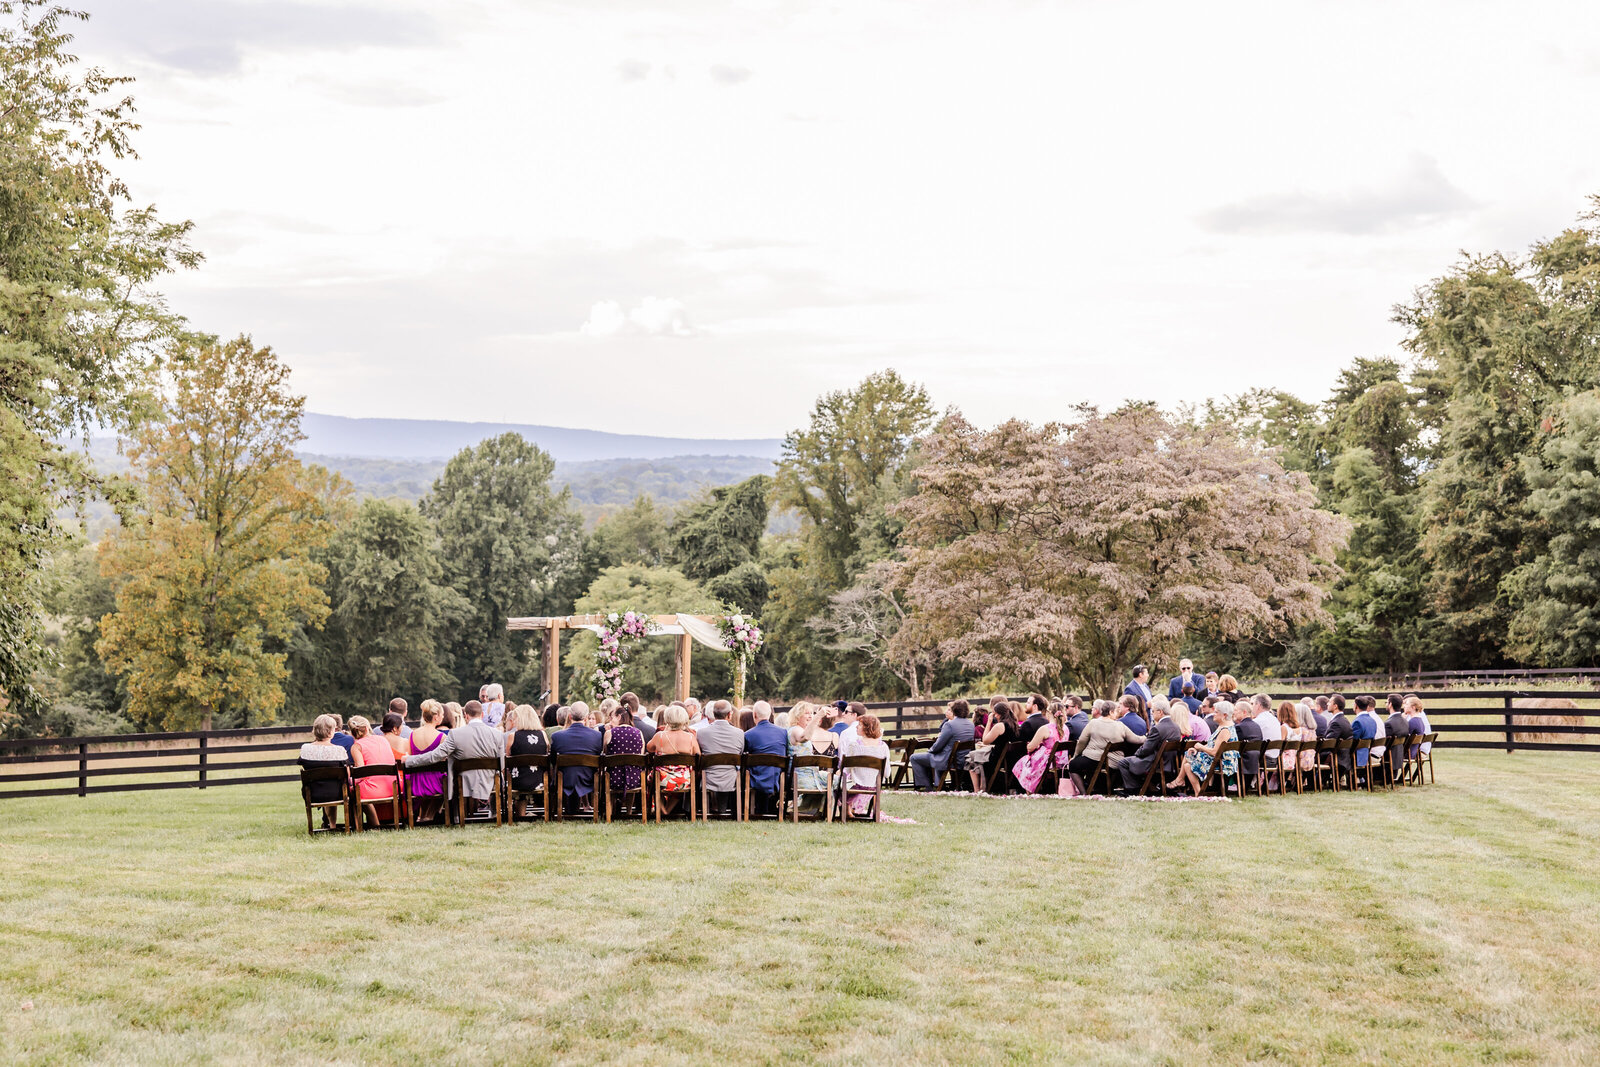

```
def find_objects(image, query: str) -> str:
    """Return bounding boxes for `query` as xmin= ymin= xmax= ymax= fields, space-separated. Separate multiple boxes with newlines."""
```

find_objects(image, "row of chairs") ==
xmin=301 ymin=751 xmax=890 ymax=834
xmin=878 ymin=732 xmax=1439 ymax=797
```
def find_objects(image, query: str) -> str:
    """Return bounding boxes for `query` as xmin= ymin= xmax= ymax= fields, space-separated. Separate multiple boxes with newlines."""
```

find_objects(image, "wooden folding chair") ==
xmin=1353 ymin=739 xmax=1375 ymax=792
xmin=650 ymin=754 xmax=697 ymax=822
xmin=984 ymin=741 xmax=1015 ymax=795
xmin=1196 ymin=740 xmax=1242 ymax=797
xmin=698 ymin=753 xmax=744 ymax=822
xmin=505 ymin=753 xmax=552 ymax=823
xmin=1334 ymin=738 xmax=1355 ymax=791
xmin=741 ymin=753 xmax=788 ymax=821
xmin=789 ymin=754 xmax=835 ymax=822
xmin=552 ymin=754 xmax=602 ymax=822
xmin=450 ymin=757 xmax=504 ymax=826
xmin=886 ymin=738 xmax=921 ymax=790
xmin=839 ymin=756 xmax=888 ymax=822
xmin=1279 ymin=739 xmax=1303 ymax=795
xmin=1237 ymin=740 xmax=1264 ymax=798
xmin=350 ymin=764 xmax=406 ymax=831
xmin=1257 ymin=739 xmax=1285 ymax=795
xmin=1137 ymin=739 xmax=1176 ymax=797
xmin=1314 ymin=738 xmax=1336 ymax=792
xmin=940 ymin=739 xmax=976 ymax=791
xmin=1417 ymin=733 xmax=1438 ymax=785
xmin=601 ymin=753 xmax=649 ymax=823
xmin=301 ymin=765 xmax=351 ymax=835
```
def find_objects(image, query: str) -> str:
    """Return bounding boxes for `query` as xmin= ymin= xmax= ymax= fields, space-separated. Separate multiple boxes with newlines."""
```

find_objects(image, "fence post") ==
xmin=198 ymin=733 xmax=208 ymax=789
xmin=78 ymin=742 xmax=88 ymax=797
xmin=1503 ymin=694 xmax=1515 ymax=753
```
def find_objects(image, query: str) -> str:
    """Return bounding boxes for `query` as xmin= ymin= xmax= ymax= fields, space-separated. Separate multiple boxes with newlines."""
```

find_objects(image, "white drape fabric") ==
xmin=675 ymin=614 xmax=730 ymax=652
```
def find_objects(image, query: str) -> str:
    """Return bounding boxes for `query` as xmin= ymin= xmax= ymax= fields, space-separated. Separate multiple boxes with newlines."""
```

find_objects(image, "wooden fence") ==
xmin=1269 ymin=667 xmax=1600 ymax=689
xmin=3 ymin=688 xmax=1598 ymax=800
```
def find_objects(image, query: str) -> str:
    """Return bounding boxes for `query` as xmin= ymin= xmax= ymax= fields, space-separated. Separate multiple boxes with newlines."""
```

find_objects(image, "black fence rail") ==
xmin=1267 ymin=668 xmax=1600 ymax=689
xmin=3 ymin=689 xmax=1598 ymax=800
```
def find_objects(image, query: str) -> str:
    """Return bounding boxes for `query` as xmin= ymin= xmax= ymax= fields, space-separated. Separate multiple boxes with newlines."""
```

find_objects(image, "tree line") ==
xmin=8 ymin=4 xmax=1600 ymax=738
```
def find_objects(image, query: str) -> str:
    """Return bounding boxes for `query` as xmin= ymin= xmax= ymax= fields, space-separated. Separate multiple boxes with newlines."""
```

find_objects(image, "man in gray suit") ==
xmin=1119 ymin=701 xmax=1183 ymax=793
xmin=404 ymin=699 xmax=503 ymax=814
xmin=910 ymin=700 xmax=975 ymax=790
xmin=698 ymin=699 xmax=745 ymax=815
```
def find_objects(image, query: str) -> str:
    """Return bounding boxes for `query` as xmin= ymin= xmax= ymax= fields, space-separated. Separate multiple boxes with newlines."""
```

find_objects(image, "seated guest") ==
xmin=1384 ymin=693 xmax=1411 ymax=777
xmin=550 ymin=699 xmax=605 ymax=814
xmin=329 ymin=714 xmax=355 ymax=758
xmin=482 ymin=683 xmax=506 ymax=729
xmin=1017 ymin=694 xmax=1050 ymax=749
xmin=1179 ymin=683 xmax=1202 ymax=715
xmin=1063 ymin=696 xmax=1090 ymax=745
xmin=1282 ymin=702 xmax=1317 ymax=784
xmin=786 ymin=702 xmax=824 ymax=808
xmin=382 ymin=698 xmax=411 ymax=738
xmin=1312 ymin=696 xmax=1332 ymax=737
xmin=1404 ymin=695 xmax=1431 ymax=758
xmin=348 ymin=715 xmax=398 ymax=826
xmin=969 ymin=699 xmax=1018 ymax=793
xmin=841 ymin=714 xmax=890 ymax=817
xmin=812 ymin=710 xmax=841 ymax=756
xmin=404 ymin=700 xmax=503 ymax=815
xmin=601 ymin=699 xmax=645 ymax=805
xmin=838 ymin=701 xmax=868 ymax=747
xmin=1069 ymin=701 xmax=1142 ymax=793
xmin=440 ymin=702 xmax=461 ymax=731
xmin=698 ymin=699 xmax=746 ymax=814
xmin=542 ymin=704 xmax=560 ymax=731
xmin=381 ymin=711 xmax=409 ymax=762
xmin=504 ymin=703 xmax=549 ymax=811
xmin=1352 ymin=695 xmax=1386 ymax=783
xmin=1232 ymin=699 xmax=1263 ymax=783
xmin=1118 ymin=702 xmax=1184 ymax=793
xmin=1203 ymin=671 xmax=1221 ymax=700
xmin=827 ymin=701 xmax=852 ymax=735
xmin=1170 ymin=703 xmax=1238 ymax=795
xmin=1014 ymin=702 xmax=1069 ymax=794
xmin=1253 ymin=694 xmax=1281 ymax=771
xmin=406 ymin=700 xmax=448 ymax=823
xmin=622 ymin=693 xmax=656 ymax=744
xmin=299 ymin=715 xmax=350 ymax=819
xmin=1184 ymin=702 xmax=1211 ymax=742
xmin=910 ymin=700 xmax=975 ymax=791
xmin=737 ymin=708 xmax=756 ymax=732
xmin=645 ymin=705 xmax=700 ymax=814
xmin=1116 ymin=694 xmax=1148 ymax=736
xmin=745 ymin=702 xmax=788 ymax=814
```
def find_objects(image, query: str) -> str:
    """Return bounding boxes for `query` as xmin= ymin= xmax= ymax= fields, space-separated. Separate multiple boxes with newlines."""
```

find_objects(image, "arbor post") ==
xmin=544 ymin=621 xmax=562 ymax=706
xmin=674 ymin=633 xmax=693 ymax=703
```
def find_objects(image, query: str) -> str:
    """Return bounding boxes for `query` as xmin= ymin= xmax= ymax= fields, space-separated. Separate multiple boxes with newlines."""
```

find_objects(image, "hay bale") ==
xmin=1511 ymin=697 xmax=1586 ymax=745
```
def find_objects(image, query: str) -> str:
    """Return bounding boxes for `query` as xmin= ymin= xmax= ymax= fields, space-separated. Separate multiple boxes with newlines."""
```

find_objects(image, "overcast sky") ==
xmin=72 ymin=0 xmax=1600 ymax=438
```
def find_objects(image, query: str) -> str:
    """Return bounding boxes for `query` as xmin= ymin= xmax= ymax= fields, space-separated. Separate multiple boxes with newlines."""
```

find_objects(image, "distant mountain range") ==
xmin=300 ymin=413 xmax=784 ymax=463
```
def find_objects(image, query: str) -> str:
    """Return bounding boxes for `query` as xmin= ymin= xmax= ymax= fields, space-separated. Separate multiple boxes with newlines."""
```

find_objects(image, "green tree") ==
xmin=287 ymin=499 xmax=470 ymax=719
xmin=589 ymin=495 xmax=670 ymax=570
xmin=96 ymin=337 xmax=347 ymax=730
xmin=0 ymin=2 xmax=200 ymax=714
xmin=1504 ymin=391 xmax=1600 ymax=665
xmin=1401 ymin=220 xmax=1600 ymax=665
xmin=668 ymin=476 xmax=770 ymax=581
xmin=561 ymin=565 xmax=724 ymax=701
xmin=420 ymin=433 xmax=586 ymax=689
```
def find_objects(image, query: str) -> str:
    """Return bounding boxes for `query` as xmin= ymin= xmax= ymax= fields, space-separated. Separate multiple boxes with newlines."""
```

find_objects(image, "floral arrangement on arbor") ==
xmin=716 ymin=613 xmax=764 ymax=707
xmin=590 ymin=609 xmax=656 ymax=700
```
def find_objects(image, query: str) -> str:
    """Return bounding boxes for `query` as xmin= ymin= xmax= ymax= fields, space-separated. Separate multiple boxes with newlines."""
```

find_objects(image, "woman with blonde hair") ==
xmin=407 ymin=700 xmax=448 ymax=823
xmin=503 ymin=703 xmax=549 ymax=811
xmin=645 ymin=704 xmax=700 ymax=815
xmin=348 ymin=715 xmax=399 ymax=826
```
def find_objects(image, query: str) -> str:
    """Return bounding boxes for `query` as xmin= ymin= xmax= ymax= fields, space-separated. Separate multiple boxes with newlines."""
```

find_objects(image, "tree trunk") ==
xmin=200 ymin=704 xmax=213 ymax=732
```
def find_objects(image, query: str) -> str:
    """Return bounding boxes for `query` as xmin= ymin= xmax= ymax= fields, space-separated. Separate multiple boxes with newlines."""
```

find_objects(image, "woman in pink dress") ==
xmin=349 ymin=716 xmax=398 ymax=826
xmin=1013 ymin=703 xmax=1068 ymax=794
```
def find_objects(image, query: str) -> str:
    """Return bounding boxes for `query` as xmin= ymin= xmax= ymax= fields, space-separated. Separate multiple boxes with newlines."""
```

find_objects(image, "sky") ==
xmin=70 ymin=0 xmax=1600 ymax=438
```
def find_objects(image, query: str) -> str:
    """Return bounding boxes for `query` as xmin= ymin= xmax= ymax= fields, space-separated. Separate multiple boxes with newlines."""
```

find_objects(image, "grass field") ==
xmin=1 ymin=751 xmax=1597 ymax=1065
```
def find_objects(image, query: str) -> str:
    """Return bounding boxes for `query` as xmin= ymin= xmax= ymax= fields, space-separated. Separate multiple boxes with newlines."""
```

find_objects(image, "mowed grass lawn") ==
xmin=1 ymin=753 xmax=1597 ymax=1065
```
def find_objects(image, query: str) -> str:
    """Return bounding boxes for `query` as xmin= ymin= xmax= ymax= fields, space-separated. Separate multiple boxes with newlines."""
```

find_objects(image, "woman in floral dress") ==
xmin=1170 ymin=703 xmax=1238 ymax=795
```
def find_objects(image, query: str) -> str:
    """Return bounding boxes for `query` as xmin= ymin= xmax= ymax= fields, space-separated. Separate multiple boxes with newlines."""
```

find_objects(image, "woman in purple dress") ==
xmin=602 ymin=700 xmax=645 ymax=795
xmin=407 ymin=699 xmax=448 ymax=823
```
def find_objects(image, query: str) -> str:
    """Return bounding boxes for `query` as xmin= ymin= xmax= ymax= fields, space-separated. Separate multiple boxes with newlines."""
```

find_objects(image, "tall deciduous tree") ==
xmin=0 ymin=3 xmax=199 ymax=713
xmin=96 ymin=337 xmax=346 ymax=729
xmin=896 ymin=408 xmax=1348 ymax=696
xmin=287 ymin=499 xmax=470 ymax=719
xmin=562 ymin=565 xmax=724 ymax=701
xmin=811 ymin=560 xmax=934 ymax=697
xmin=420 ymin=433 xmax=586 ymax=688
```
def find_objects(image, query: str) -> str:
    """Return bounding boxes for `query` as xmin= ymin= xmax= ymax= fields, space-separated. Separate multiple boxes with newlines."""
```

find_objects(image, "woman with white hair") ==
xmin=482 ymin=683 xmax=506 ymax=728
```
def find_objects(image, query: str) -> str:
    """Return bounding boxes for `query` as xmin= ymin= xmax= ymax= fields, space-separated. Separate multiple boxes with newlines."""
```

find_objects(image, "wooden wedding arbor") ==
xmin=505 ymin=614 xmax=723 ymax=704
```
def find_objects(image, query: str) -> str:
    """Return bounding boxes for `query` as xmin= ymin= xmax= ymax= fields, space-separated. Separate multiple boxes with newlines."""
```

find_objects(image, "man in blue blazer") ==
xmin=1116 ymin=694 xmax=1148 ymax=736
xmin=910 ymin=700 xmax=974 ymax=790
xmin=745 ymin=701 xmax=790 ymax=815
xmin=1063 ymin=695 xmax=1090 ymax=745
xmin=1166 ymin=659 xmax=1207 ymax=701
xmin=1122 ymin=666 xmax=1153 ymax=716
xmin=549 ymin=705 xmax=604 ymax=815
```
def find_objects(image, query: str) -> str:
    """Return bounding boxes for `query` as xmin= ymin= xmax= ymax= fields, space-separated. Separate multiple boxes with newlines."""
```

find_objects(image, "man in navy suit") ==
xmin=1016 ymin=694 xmax=1050 ymax=750
xmin=911 ymin=701 xmax=974 ymax=790
xmin=1122 ymin=667 xmax=1153 ymax=717
xmin=1231 ymin=698 xmax=1263 ymax=782
xmin=745 ymin=701 xmax=789 ymax=815
xmin=1063 ymin=695 xmax=1090 ymax=745
xmin=1116 ymin=694 xmax=1148 ymax=736
xmin=1324 ymin=694 xmax=1354 ymax=781
xmin=1166 ymin=659 xmax=1206 ymax=701
xmin=1384 ymin=693 xmax=1411 ymax=780
xmin=549 ymin=704 xmax=604 ymax=815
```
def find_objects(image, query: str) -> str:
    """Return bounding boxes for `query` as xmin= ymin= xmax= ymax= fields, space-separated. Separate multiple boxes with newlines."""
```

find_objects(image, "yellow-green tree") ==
xmin=97 ymin=337 xmax=347 ymax=729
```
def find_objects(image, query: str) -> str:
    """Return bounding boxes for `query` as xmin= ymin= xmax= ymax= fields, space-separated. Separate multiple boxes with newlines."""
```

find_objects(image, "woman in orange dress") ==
xmin=349 ymin=716 xmax=398 ymax=826
xmin=645 ymin=705 xmax=700 ymax=815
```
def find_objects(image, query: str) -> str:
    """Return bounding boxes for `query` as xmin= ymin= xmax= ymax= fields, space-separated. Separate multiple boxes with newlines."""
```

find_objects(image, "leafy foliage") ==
xmin=562 ymin=566 xmax=724 ymax=701
xmin=96 ymin=338 xmax=346 ymax=729
xmin=0 ymin=2 xmax=199 ymax=715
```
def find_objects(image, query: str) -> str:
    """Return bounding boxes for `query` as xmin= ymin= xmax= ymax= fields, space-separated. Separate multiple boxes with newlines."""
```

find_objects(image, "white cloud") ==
xmin=581 ymin=297 xmax=697 ymax=338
